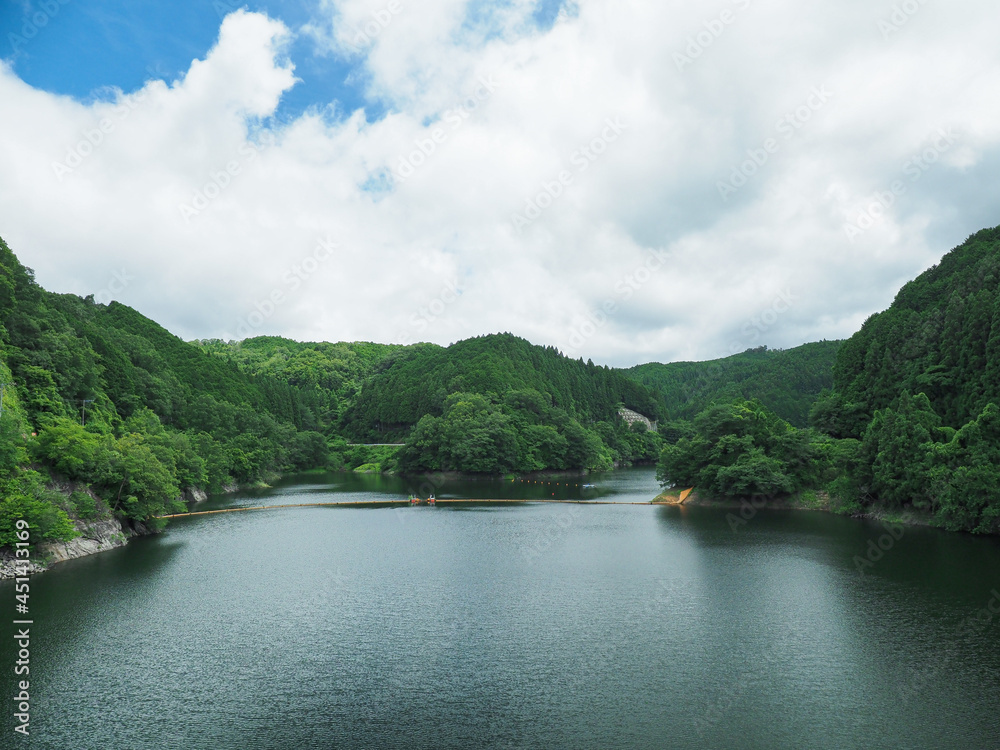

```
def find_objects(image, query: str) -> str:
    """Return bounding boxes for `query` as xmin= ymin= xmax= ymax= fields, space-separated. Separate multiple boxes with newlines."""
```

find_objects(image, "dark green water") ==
xmin=3 ymin=468 xmax=1000 ymax=749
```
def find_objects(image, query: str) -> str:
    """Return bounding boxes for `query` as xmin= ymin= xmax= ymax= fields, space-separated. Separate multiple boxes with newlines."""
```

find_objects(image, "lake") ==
xmin=3 ymin=468 xmax=999 ymax=749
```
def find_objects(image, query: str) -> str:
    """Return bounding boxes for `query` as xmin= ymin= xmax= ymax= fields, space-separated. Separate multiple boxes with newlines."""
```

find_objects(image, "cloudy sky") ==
xmin=1 ymin=0 xmax=998 ymax=367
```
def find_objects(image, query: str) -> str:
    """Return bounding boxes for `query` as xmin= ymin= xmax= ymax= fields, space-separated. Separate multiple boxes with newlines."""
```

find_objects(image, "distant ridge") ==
xmin=624 ymin=341 xmax=842 ymax=427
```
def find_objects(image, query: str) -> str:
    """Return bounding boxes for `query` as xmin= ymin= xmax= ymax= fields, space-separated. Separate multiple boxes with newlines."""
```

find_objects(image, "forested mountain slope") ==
xmin=194 ymin=336 xmax=403 ymax=431
xmin=0 ymin=235 xmax=329 ymax=545
xmin=17 ymin=222 xmax=998 ymax=541
xmin=626 ymin=342 xmax=841 ymax=427
xmin=340 ymin=333 xmax=664 ymax=441
xmin=815 ymin=225 xmax=1000 ymax=532
xmin=830 ymin=225 xmax=1000 ymax=436
xmin=200 ymin=333 xmax=667 ymax=474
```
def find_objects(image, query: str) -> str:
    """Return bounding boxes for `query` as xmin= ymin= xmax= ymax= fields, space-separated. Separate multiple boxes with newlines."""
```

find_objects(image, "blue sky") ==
xmin=2 ymin=0 xmax=373 ymax=119
xmin=0 ymin=0 xmax=998 ymax=366
xmin=1 ymin=0 xmax=566 ymax=121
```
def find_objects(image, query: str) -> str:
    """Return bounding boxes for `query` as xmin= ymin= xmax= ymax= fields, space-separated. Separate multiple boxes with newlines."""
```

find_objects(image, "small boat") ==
xmin=428 ymin=494 xmax=436 ymax=506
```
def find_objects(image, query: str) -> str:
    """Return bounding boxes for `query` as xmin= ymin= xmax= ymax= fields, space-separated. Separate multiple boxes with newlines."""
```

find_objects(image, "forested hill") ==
xmin=829 ymin=224 xmax=1000 ymax=436
xmin=654 ymin=225 xmax=1000 ymax=534
xmin=339 ymin=333 xmax=664 ymax=441
xmin=625 ymin=341 xmax=842 ymax=427
xmin=194 ymin=337 xmax=403 ymax=428
xmin=0 ymin=229 xmax=667 ymax=546
xmin=811 ymin=224 xmax=1000 ymax=533
xmin=197 ymin=334 xmax=666 ymax=475
xmin=0 ymin=235 xmax=332 ymax=545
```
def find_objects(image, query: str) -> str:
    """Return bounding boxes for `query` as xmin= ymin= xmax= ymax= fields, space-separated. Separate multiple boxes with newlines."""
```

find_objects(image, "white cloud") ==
xmin=2 ymin=1 xmax=1000 ymax=367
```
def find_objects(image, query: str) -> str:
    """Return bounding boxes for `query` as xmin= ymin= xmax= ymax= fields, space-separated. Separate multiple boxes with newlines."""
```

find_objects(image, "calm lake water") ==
xmin=3 ymin=468 xmax=1000 ymax=749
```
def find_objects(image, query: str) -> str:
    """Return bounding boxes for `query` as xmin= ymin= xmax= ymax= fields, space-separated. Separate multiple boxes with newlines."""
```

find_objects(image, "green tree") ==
xmin=105 ymin=434 xmax=183 ymax=521
xmin=31 ymin=417 xmax=107 ymax=481
xmin=0 ymin=494 xmax=78 ymax=547
xmin=657 ymin=399 xmax=803 ymax=499
xmin=927 ymin=402 xmax=1000 ymax=533
xmin=861 ymin=392 xmax=940 ymax=509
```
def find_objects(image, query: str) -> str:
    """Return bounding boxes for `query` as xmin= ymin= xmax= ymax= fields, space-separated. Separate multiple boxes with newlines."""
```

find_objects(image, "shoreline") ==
xmin=0 ymin=517 xmax=136 ymax=580
xmin=0 ymin=465 xmax=650 ymax=577
xmin=0 ymin=482 xmax=966 ymax=581
xmin=651 ymin=488 xmax=964 ymax=533
xmin=0 ymin=483 xmax=220 ymax=580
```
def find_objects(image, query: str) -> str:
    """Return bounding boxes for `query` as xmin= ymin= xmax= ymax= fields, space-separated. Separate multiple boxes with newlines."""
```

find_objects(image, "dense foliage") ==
xmin=341 ymin=333 xmax=663 ymax=441
xmin=657 ymin=399 xmax=854 ymax=500
xmin=830 ymin=225 xmax=1000 ymax=434
xmin=398 ymin=390 xmax=661 ymax=474
xmin=627 ymin=341 xmax=841 ymax=427
xmin=10 ymin=222 xmax=1000 ymax=543
xmin=0 ymin=236 xmax=331 ymax=544
xmin=202 ymin=333 xmax=664 ymax=473
xmin=0 ymin=358 xmax=79 ymax=548
xmin=194 ymin=337 xmax=402 ymax=433
xmin=659 ymin=226 xmax=1000 ymax=534
xmin=816 ymin=226 xmax=1000 ymax=532
xmin=1 ymin=233 xmax=666 ymax=549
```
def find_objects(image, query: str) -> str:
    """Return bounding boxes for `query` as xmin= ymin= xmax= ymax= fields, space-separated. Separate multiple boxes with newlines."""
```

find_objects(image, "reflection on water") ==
xmin=2 ymin=468 xmax=998 ymax=749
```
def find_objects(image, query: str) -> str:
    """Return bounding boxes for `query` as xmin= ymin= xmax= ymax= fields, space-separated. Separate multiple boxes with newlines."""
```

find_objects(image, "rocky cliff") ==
xmin=0 ymin=517 xmax=133 ymax=579
xmin=0 ymin=482 xmax=210 ymax=579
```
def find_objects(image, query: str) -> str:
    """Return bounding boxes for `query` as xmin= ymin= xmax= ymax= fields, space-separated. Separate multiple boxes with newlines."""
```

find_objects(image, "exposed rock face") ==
xmin=0 ymin=519 xmax=135 ymax=579
xmin=0 ymin=482 xmax=209 ymax=579
xmin=37 ymin=518 xmax=133 ymax=565
xmin=618 ymin=407 xmax=658 ymax=432
xmin=0 ymin=555 xmax=46 ymax=579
